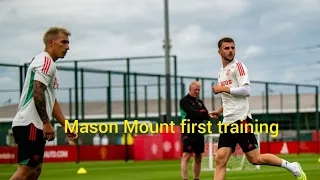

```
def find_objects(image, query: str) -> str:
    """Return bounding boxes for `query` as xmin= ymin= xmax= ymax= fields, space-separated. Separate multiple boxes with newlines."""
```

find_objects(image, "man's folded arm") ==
xmin=180 ymin=99 xmax=208 ymax=119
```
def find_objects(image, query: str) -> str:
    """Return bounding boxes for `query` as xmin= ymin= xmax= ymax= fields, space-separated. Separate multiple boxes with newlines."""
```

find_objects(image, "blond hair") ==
xmin=189 ymin=81 xmax=201 ymax=90
xmin=43 ymin=27 xmax=71 ymax=45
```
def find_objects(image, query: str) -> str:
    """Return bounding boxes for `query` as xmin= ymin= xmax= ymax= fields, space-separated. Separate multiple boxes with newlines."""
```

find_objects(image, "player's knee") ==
xmin=247 ymin=155 xmax=262 ymax=165
xmin=182 ymin=153 xmax=191 ymax=162
xmin=215 ymin=154 xmax=228 ymax=166
xmin=15 ymin=166 xmax=34 ymax=180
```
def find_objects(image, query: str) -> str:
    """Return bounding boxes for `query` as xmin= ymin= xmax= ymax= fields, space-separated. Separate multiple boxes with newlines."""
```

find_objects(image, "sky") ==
xmin=0 ymin=0 xmax=320 ymax=104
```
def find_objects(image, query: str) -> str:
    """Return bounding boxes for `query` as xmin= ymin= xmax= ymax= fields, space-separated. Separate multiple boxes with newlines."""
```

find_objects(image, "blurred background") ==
xmin=0 ymin=0 xmax=319 ymax=179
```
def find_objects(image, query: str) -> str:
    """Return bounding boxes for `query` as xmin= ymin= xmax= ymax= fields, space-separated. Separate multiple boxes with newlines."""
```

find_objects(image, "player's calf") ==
xmin=193 ymin=153 xmax=202 ymax=180
xmin=10 ymin=165 xmax=34 ymax=180
xmin=246 ymin=154 xmax=263 ymax=165
xmin=11 ymin=163 xmax=43 ymax=180
xmin=245 ymin=149 xmax=307 ymax=178
xmin=30 ymin=163 xmax=42 ymax=180
xmin=245 ymin=149 xmax=282 ymax=166
xmin=181 ymin=152 xmax=192 ymax=180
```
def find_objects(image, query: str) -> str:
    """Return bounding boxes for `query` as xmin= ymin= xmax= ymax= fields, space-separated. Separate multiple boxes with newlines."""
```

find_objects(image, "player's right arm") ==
xmin=52 ymin=99 xmax=78 ymax=140
xmin=32 ymin=56 xmax=55 ymax=141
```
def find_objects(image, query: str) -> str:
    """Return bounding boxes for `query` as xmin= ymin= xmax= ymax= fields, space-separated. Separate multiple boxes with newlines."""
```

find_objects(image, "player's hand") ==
xmin=212 ymin=84 xmax=224 ymax=94
xmin=65 ymin=128 xmax=78 ymax=141
xmin=209 ymin=110 xmax=221 ymax=120
xmin=43 ymin=120 xmax=55 ymax=141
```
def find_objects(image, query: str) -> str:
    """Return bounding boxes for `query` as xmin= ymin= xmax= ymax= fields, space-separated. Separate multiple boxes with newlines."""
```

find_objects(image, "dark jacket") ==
xmin=180 ymin=94 xmax=210 ymax=134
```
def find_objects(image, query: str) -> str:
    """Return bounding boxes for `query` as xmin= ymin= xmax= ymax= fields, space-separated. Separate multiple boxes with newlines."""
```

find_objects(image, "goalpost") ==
xmin=201 ymin=133 xmax=261 ymax=171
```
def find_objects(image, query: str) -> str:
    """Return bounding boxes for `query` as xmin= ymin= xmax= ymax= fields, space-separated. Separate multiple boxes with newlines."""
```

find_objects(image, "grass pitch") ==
xmin=0 ymin=154 xmax=319 ymax=180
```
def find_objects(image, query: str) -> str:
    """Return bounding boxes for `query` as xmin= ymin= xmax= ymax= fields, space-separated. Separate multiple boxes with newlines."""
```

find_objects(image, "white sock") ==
xmin=281 ymin=159 xmax=296 ymax=172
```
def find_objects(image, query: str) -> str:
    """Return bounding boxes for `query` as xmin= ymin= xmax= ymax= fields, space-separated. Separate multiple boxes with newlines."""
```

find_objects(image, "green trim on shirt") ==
xmin=180 ymin=109 xmax=187 ymax=121
xmin=23 ymin=71 xmax=35 ymax=106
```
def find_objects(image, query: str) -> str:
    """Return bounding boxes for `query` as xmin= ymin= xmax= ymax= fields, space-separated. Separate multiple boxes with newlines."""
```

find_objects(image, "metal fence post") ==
xmin=74 ymin=61 xmax=79 ymax=121
xmin=80 ymin=68 xmax=84 ymax=120
xmin=134 ymin=73 xmax=138 ymax=119
xmin=144 ymin=85 xmax=148 ymax=118
xmin=201 ymin=78 xmax=205 ymax=101
xmin=265 ymin=83 xmax=270 ymax=153
xmin=126 ymin=58 xmax=131 ymax=120
xmin=158 ymin=75 xmax=161 ymax=118
xmin=24 ymin=63 xmax=28 ymax=77
xmin=19 ymin=66 xmax=23 ymax=96
xmin=107 ymin=71 xmax=112 ymax=121
xmin=73 ymin=61 xmax=80 ymax=164
xmin=123 ymin=74 xmax=127 ymax=120
xmin=180 ymin=77 xmax=184 ymax=98
xmin=211 ymin=82 xmax=215 ymax=111
xmin=69 ymin=88 xmax=72 ymax=121
xmin=123 ymin=73 xmax=129 ymax=162
xmin=295 ymin=85 xmax=300 ymax=154
xmin=174 ymin=56 xmax=178 ymax=124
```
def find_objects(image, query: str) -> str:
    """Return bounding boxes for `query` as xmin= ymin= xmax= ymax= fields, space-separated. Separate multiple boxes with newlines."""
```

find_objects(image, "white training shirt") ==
xmin=12 ymin=52 xmax=59 ymax=130
xmin=217 ymin=59 xmax=252 ymax=124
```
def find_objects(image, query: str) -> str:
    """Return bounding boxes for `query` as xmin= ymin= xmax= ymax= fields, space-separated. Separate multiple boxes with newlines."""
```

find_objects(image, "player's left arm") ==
xmin=231 ymin=62 xmax=251 ymax=96
xmin=52 ymin=99 xmax=78 ymax=140
xmin=52 ymin=99 xmax=66 ymax=127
